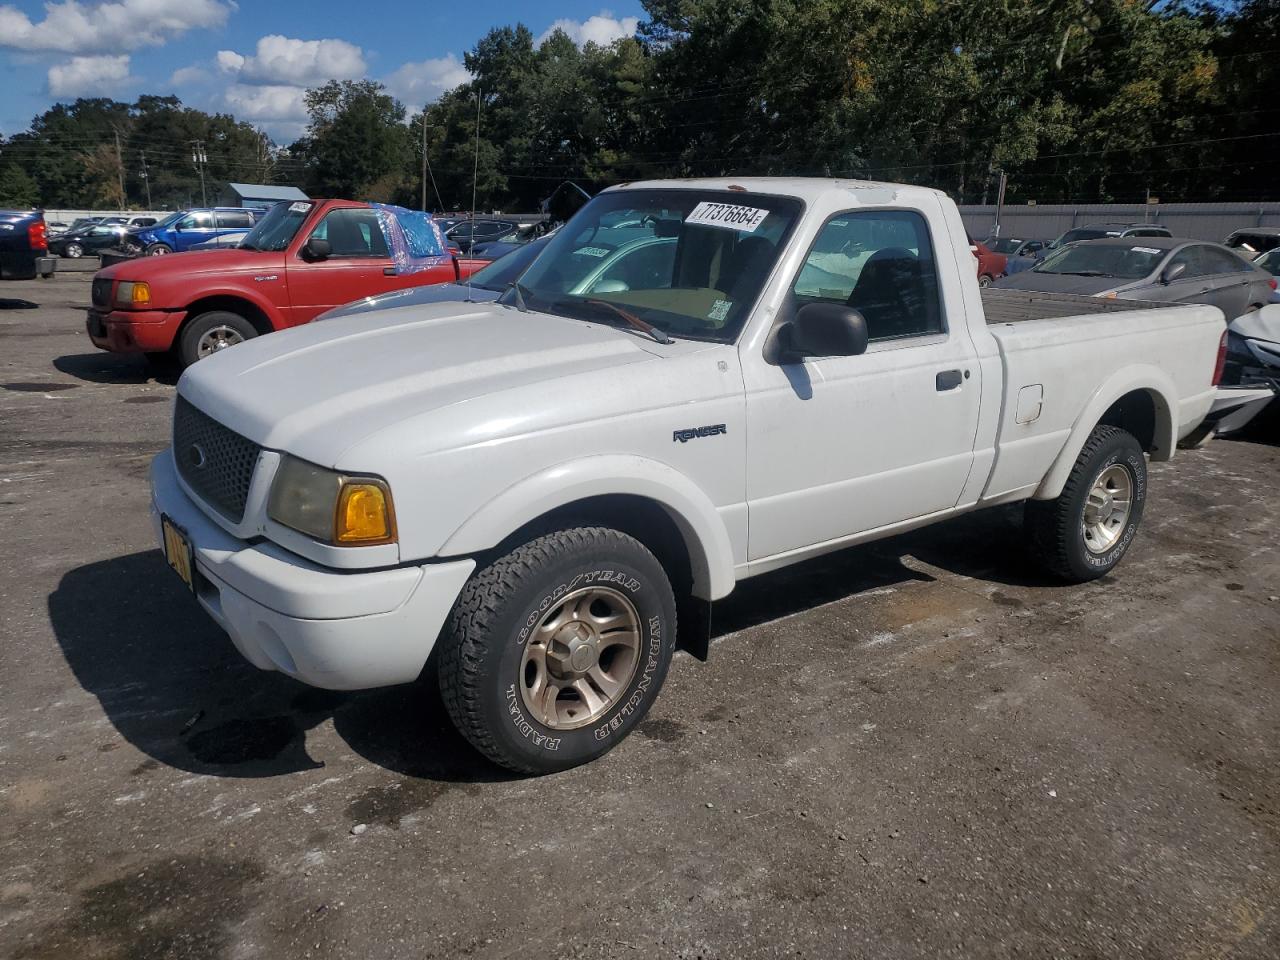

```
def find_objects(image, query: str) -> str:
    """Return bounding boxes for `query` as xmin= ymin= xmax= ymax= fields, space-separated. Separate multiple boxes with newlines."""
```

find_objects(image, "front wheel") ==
xmin=978 ymin=274 xmax=993 ymax=287
xmin=1025 ymin=424 xmax=1147 ymax=582
xmin=438 ymin=527 xmax=677 ymax=774
xmin=178 ymin=311 xmax=257 ymax=367
xmin=146 ymin=243 xmax=173 ymax=256
xmin=63 ymin=242 xmax=83 ymax=259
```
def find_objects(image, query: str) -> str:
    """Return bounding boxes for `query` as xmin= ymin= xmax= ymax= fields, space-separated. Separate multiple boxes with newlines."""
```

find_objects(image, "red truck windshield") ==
xmin=241 ymin=201 xmax=314 ymax=251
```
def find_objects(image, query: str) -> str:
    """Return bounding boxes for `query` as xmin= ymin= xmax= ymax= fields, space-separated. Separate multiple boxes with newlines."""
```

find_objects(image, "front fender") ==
xmin=438 ymin=455 xmax=737 ymax=601
xmin=185 ymin=286 xmax=285 ymax=330
xmin=1034 ymin=364 xmax=1177 ymax=501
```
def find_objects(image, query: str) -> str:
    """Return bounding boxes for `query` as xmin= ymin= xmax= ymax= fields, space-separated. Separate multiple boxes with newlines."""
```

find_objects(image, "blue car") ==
xmin=127 ymin=207 xmax=265 ymax=256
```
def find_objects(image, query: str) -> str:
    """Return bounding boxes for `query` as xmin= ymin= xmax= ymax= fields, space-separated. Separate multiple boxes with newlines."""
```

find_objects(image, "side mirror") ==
xmin=1161 ymin=261 xmax=1187 ymax=285
xmin=303 ymin=237 xmax=332 ymax=261
xmin=772 ymin=303 xmax=869 ymax=363
xmin=173 ymin=223 xmax=183 ymax=231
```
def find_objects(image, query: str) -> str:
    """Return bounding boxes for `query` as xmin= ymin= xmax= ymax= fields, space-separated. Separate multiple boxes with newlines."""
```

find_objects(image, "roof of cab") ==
xmin=603 ymin=176 xmax=944 ymax=205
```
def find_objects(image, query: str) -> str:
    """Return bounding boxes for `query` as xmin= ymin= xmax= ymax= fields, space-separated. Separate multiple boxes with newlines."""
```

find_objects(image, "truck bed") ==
xmin=981 ymin=288 xmax=1167 ymax=325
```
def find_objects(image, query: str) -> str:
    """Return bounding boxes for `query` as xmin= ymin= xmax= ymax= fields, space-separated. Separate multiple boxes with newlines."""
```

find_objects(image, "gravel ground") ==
xmin=1 ymin=274 xmax=1279 ymax=960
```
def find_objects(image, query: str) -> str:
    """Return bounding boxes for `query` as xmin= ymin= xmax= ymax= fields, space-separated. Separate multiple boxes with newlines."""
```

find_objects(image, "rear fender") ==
xmin=1033 ymin=365 xmax=1177 ymax=501
xmin=438 ymin=455 xmax=737 ymax=601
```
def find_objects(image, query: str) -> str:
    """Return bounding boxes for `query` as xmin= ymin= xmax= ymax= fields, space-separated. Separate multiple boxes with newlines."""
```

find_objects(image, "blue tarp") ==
xmin=370 ymin=203 xmax=451 ymax=274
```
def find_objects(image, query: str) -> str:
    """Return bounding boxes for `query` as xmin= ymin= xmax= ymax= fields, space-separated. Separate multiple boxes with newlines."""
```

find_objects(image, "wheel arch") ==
xmin=1034 ymin=367 xmax=1177 ymax=501
xmin=181 ymin=293 xmax=279 ymax=338
xmin=438 ymin=456 xmax=737 ymax=601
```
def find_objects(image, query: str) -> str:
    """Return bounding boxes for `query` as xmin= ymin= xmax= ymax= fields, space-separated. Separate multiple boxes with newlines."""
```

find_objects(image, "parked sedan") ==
xmin=47 ymin=221 xmax=131 ymax=259
xmin=987 ymin=237 xmax=1048 ymax=275
xmin=445 ymin=218 xmax=521 ymax=253
xmin=993 ymin=237 xmax=1276 ymax=318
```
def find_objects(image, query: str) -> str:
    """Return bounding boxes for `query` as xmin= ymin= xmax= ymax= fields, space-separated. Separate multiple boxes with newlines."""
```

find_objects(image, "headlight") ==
xmin=1096 ymin=290 xmax=1118 ymax=299
xmin=267 ymin=455 xmax=396 ymax=545
xmin=115 ymin=281 xmax=151 ymax=307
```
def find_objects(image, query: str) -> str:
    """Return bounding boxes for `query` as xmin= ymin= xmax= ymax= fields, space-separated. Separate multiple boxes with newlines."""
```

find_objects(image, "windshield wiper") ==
xmin=1049 ymin=270 xmax=1115 ymax=277
xmin=583 ymin=299 xmax=673 ymax=344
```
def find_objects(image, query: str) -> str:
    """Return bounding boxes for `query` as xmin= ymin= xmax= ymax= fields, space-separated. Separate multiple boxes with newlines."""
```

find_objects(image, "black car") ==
xmin=0 ymin=209 xmax=48 ymax=280
xmin=445 ymin=217 xmax=522 ymax=253
xmin=47 ymin=221 xmax=130 ymax=259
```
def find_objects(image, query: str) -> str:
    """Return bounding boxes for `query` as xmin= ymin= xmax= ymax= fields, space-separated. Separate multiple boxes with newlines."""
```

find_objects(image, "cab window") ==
xmin=178 ymin=211 xmax=213 ymax=230
xmin=309 ymin=208 xmax=389 ymax=257
xmin=792 ymin=210 xmax=943 ymax=341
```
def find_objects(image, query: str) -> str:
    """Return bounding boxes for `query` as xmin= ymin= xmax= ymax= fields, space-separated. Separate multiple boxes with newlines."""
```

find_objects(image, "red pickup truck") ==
xmin=87 ymin=199 xmax=483 ymax=367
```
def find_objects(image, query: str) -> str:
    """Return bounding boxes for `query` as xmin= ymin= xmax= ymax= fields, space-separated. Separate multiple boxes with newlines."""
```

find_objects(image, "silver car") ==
xmin=993 ymin=236 xmax=1276 ymax=319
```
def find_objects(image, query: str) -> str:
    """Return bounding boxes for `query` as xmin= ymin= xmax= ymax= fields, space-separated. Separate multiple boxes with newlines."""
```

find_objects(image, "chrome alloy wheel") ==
xmin=195 ymin=325 xmax=246 ymax=359
xmin=1082 ymin=463 xmax=1133 ymax=554
xmin=519 ymin=585 xmax=643 ymax=730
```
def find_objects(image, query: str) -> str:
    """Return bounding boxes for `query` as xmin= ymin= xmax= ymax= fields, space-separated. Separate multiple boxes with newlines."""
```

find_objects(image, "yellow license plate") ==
xmin=162 ymin=515 xmax=195 ymax=592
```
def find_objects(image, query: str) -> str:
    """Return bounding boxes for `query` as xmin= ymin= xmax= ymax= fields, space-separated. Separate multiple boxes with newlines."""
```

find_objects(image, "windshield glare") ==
xmin=240 ymin=201 xmax=313 ymax=251
xmin=1035 ymin=243 xmax=1164 ymax=279
xmin=515 ymin=189 xmax=803 ymax=342
xmin=469 ymin=239 xmax=548 ymax=291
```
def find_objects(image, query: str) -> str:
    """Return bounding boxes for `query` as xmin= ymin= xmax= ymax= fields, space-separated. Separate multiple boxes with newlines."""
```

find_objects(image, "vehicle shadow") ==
xmin=0 ymin=298 xmax=39 ymax=310
xmin=47 ymin=550 xmax=510 ymax=784
xmin=53 ymin=352 xmax=178 ymax=386
xmin=49 ymin=514 xmax=1050 ymax=783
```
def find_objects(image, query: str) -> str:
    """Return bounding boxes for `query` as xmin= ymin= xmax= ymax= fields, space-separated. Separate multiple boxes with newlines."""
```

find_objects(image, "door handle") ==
xmin=383 ymin=266 xmax=397 ymax=276
xmin=936 ymin=369 xmax=964 ymax=391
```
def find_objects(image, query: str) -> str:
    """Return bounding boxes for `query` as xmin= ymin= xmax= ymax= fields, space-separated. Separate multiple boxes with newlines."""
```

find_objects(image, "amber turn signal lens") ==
xmin=131 ymin=281 xmax=151 ymax=306
xmin=335 ymin=482 xmax=394 ymax=543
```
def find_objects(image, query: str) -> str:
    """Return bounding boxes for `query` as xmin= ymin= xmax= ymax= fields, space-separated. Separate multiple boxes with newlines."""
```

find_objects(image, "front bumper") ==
xmin=87 ymin=307 xmax=186 ymax=353
xmin=150 ymin=450 xmax=475 ymax=690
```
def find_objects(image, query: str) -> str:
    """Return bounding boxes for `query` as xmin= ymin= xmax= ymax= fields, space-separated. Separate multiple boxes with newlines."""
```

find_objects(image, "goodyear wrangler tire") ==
xmin=438 ymin=527 xmax=677 ymax=774
xmin=1025 ymin=424 xmax=1147 ymax=583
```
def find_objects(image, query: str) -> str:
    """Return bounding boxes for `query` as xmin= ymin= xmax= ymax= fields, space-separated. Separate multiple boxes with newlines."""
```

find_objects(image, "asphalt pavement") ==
xmin=2 ymin=274 xmax=1279 ymax=959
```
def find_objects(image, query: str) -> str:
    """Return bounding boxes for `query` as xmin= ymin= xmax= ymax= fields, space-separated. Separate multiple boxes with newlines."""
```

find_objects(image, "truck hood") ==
xmin=177 ymin=301 xmax=668 ymax=465
xmin=97 ymin=248 xmax=285 ymax=283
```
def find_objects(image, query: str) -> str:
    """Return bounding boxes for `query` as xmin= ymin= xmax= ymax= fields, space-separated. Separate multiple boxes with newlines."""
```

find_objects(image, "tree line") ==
xmin=1 ymin=0 xmax=1276 ymax=212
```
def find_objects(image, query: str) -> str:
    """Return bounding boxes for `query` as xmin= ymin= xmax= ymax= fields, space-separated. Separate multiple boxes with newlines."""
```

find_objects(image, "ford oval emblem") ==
xmin=187 ymin=443 xmax=207 ymax=469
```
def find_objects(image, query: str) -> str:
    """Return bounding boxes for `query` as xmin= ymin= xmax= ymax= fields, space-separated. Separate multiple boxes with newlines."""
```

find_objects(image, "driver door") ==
xmin=742 ymin=208 xmax=982 ymax=562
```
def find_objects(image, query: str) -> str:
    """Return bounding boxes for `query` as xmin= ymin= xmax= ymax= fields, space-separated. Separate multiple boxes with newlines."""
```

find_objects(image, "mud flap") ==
xmin=678 ymin=595 xmax=712 ymax=662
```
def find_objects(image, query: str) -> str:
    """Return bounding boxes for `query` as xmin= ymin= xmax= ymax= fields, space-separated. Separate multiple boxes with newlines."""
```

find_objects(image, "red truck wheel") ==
xmin=179 ymin=311 xmax=258 ymax=367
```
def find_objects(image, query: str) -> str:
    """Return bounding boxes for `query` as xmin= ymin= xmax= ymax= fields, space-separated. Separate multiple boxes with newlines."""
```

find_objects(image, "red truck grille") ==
xmin=91 ymin=278 xmax=112 ymax=308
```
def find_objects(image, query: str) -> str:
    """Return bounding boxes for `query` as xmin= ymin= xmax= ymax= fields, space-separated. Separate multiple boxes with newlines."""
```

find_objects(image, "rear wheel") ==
xmin=438 ymin=527 xmax=677 ymax=774
xmin=1025 ymin=425 xmax=1147 ymax=582
xmin=978 ymin=274 xmax=994 ymax=287
xmin=178 ymin=311 xmax=257 ymax=367
xmin=146 ymin=243 xmax=173 ymax=256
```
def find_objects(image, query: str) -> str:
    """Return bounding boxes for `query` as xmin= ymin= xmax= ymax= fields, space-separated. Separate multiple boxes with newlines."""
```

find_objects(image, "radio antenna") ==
xmin=466 ymin=87 xmax=481 ymax=303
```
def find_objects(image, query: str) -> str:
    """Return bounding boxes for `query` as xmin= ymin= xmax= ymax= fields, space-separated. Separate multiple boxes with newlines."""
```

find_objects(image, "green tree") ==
xmin=296 ymin=80 xmax=414 ymax=200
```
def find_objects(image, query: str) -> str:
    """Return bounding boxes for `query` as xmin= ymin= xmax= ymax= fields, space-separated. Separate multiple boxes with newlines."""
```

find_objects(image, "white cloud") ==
xmin=538 ymin=12 xmax=639 ymax=47
xmin=216 ymin=35 xmax=366 ymax=87
xmin=48 ymin=54 xmax=134 ymax=95
xmin=0 ymin=0 xmax=231 ymax=54
xmin=168 ymin=64 xmax=206 ymax=86
xmin=384 ymin=53 xmax=469 ymax=109
xmin=221 ymin=83 xmax=308 ymax=141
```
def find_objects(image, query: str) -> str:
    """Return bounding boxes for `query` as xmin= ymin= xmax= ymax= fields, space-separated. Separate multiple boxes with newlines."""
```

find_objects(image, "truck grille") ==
xmin=91 ymin=278 xmax=112 ymax=308
xmin=173 ymin=397 xmax=261 ymax=522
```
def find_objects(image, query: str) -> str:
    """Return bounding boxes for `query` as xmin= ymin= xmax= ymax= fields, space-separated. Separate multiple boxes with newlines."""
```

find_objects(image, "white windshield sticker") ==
xmin=574 ymin=246 xmax=609 ymax=258
xmin=289 ymin=202 xmax=310 ymax=213
xmin=708 ymin=299 xmax=732 ymax=322
xmin=686 ymin=201 xmax=769 ymax=233
xmin=1132 ymin=246 xmax=1161 ymax=255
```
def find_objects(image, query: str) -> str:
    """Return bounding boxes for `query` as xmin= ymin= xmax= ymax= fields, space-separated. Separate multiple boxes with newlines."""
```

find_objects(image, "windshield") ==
xmin=1228 ymin=233 xmax=1280 ymax=254
xmin=240 ymin=201 xmax=313 ymax=252
xmin=1258 ymin=249 xmax=1280 ymax=274
xmin=515 ymin=189 xmax=803 ymax=342
xmin=987 ymin=238 xmax=1024 ymax=254
xmin=468 ymin=239 xmax=549 ymax=291
xmin=1034 ymin=243 xmax=1165 ymax=279
xmin=151 ymin=211 xmax=184 ymax=230
xmin=1055 ymin=228 xmax=1112 ymax=246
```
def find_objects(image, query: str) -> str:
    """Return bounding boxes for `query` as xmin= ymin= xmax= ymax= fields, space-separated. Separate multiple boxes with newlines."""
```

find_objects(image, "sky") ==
xmin=0 ymin=0 xmax=647 ymax=140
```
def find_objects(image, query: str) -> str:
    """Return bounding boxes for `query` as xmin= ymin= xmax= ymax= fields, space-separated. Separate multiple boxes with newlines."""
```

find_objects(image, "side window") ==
xmin=792 ymin=210 xmax=943 ymax=342
xmin=178 ymin=212 xmax=213 ymax=230
xmin=1168 ymin=247 xmax=1206 ymax=279
xmin=217 ymin=211 xmax=254 ymax=229
xmin=309 ymin=208 xmax=388 ymax=257
xmin=1201 ymin=246 xmax=1249 ymax=274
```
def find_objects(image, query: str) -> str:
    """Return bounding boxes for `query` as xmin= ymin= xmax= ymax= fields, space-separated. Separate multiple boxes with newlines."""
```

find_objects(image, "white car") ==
xmin=151 ymin=177 xmax=1224 ymax=774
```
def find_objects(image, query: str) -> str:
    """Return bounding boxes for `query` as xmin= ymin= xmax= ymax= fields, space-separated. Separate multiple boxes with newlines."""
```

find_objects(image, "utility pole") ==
xmin=993 ymin=170 xmax=1008 ymax=237
xmin=112 ymin=128 xmax=126 ymax=208
xmin=190 ymin=140 xmax=208 ymax=206
xmin=139 ymin=151 xmax=152 ymax=209
xmin=420 ymin=119 xmax=441 ymax=213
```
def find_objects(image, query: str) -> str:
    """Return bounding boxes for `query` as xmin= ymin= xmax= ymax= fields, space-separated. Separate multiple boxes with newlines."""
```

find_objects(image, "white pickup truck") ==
xmin=151 ymin=178 xmax=1225 ymax=773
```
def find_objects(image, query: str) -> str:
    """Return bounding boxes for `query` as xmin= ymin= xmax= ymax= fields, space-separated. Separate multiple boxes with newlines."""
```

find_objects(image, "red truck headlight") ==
xmin=114 ymin=281 xmax=151 ymax=307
